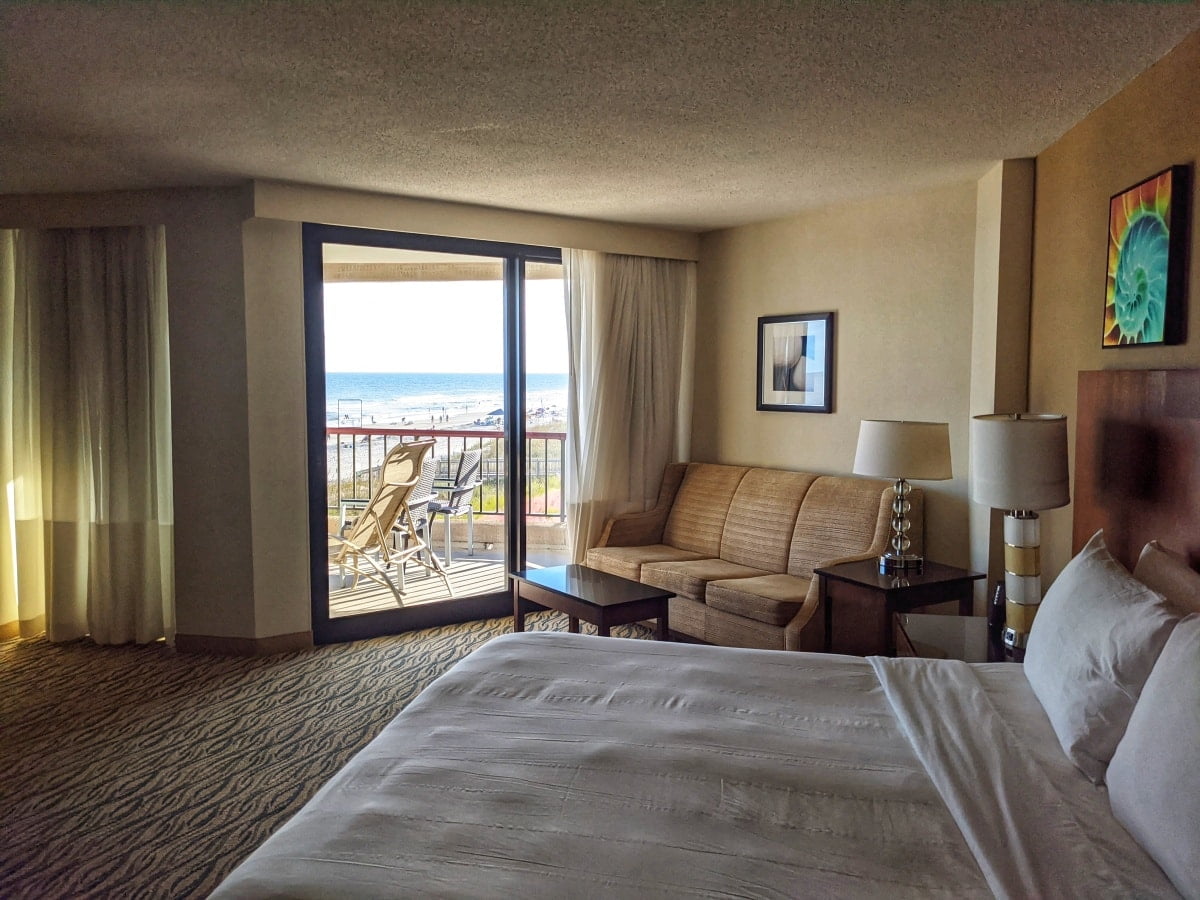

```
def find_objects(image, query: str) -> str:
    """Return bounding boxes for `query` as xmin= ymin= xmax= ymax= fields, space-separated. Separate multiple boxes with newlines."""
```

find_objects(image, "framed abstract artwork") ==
xmin=756 ymin=312 xmax=834 ymax=413
xmin=1103 ymin=164 xmax=1190 ymax=347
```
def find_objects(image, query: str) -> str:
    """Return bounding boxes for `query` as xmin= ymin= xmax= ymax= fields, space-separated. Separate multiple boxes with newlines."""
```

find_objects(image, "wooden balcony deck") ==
xmin=329 ymin=557 xmax=503 ymax=616
xmin=329 ymin=548 xmax=568 ymax=618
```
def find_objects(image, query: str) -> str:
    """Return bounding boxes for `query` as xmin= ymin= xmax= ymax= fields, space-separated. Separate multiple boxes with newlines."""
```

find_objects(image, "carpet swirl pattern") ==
xmin=0 ymin=612 xmax=650 ymax=898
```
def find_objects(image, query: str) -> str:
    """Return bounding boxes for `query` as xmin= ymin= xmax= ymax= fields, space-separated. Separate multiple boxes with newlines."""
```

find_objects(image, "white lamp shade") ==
xmin=970 ymin=413 xmax=1070 ymax=511
xmin=853 ymin=420 xmax=953 ymax=481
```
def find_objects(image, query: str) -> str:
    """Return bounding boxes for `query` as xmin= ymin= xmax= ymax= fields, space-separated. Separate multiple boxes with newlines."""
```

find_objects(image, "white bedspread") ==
xmin=213 ymin=632 xmax=1175 ymax=899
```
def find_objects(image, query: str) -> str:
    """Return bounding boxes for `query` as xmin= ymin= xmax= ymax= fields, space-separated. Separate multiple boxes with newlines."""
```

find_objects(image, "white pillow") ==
xmin=1107 ymin=614 xmax=1200 ymax=898
xmin=1134 ymin=540 xmax=1200 ymax=615
xmin=1024 ymin=530 xmax=1181 ymax=783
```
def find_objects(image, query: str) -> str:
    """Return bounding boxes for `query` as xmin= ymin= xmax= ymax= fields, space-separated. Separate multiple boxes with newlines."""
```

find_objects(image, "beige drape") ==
xmin=563 ymin=250 xmax=696 ymax=561
xmin=0 ymin=226 xmax=174 ymax=644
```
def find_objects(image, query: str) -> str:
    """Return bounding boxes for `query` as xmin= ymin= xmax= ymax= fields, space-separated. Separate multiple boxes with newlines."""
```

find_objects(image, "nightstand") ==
xmin=814 ymin=559 xmax=984 ymax=656
xmin=894 ymin=612 xmax=1006 ymax=662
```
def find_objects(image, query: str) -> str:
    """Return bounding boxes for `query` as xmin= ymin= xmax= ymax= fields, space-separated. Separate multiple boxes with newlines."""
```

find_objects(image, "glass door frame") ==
xmin=301 ymin=222 xmax=562 ymax=644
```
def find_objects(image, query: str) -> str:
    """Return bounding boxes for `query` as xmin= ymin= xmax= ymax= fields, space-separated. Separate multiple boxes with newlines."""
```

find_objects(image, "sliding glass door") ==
xmin=302 ymin=224 xmax=563 ymax=644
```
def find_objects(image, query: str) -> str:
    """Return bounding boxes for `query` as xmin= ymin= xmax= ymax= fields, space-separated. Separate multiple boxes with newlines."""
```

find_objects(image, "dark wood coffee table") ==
xmin=511 ymin=564 xmax=671 ymax=640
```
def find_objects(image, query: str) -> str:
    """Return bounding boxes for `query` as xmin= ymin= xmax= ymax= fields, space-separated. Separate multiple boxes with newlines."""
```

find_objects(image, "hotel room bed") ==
xmin=212 ymin=631 xmax=1179 ymax=898
xmin=215 ymin=370 xmax=1198 ymax=898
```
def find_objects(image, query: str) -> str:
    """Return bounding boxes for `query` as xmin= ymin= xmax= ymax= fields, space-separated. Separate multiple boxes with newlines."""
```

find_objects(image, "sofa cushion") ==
xmin=585 ymin=544 xmax=705 ymax=582
xmin=719 ymin=469 xmax=817 ymax=570
xmin=661 ymin=464 xmax=749 ymax=557
xmin=641 ymin=558 xmax=768 ymax=603
xmin=706 ymin=573 xmax=812 ymax=626
xmin=788 ymin=476 xmax=891 ymax=577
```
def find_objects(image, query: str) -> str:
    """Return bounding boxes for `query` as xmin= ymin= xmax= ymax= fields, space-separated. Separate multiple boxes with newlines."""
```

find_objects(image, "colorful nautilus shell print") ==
xmin=1104 ymin=169 xmax=1174 ymax=346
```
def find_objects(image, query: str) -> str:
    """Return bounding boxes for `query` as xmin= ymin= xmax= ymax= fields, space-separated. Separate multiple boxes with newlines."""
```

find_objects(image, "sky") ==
xmin=324 ymin=278 xmax=568 ymax=373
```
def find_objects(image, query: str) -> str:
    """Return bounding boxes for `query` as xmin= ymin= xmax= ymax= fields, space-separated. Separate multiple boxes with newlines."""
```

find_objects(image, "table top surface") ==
xmin=814 ymin=558 xmax=984 ymax=590
xmin=511 ymin=564 xmax=672 ymax=607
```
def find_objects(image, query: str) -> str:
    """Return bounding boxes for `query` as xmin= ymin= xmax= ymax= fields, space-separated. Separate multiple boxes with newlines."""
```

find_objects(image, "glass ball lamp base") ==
xmin=879 ymin=477 xmax=922 ymax=572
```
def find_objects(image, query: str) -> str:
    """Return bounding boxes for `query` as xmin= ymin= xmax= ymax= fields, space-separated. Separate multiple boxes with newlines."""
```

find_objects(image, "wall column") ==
xmin=968 ymin=159 xmax=1035 ymax=612
xmin=242 ymin=218 xmax=312 ymax=646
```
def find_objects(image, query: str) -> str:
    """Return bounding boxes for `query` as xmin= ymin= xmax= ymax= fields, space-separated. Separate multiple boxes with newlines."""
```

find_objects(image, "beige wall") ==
xmin=694 ymin=181 xmax=979 ymax=567
xmin=254 ymin=181 xmax=700 ymax=261
xmin=1029 ymin=30 xmax=1200 ymax=581
xmin=242 ymin=218 xmax=311 ymax=638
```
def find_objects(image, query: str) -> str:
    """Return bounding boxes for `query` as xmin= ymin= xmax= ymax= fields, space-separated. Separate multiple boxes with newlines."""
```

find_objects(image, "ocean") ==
xmin=326 ymin=372 xmax=567 ymax=425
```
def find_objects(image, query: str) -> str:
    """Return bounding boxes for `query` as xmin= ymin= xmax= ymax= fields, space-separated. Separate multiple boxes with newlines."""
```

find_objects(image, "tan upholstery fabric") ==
xmin=641 ymin=558 xmax=767 ymax=603
xmin=719 ymin=470 xmax=816 ymax=570
xmin=661 ymin=464 xmax=748 ymax=556
xmin=788 ymin=477 xmax=895 ymax=578
xmin=704 ymin=604 xmax=788 ymax=651
xmin=593 ymin=463 xmax=688 ymax=549
xmin=668 ymin=594 xmax=706 ymax=640
xmin=706 ymin=573 xmax=812 ymax=626
xmin=586 ymin=462 xmax=903 ymax=652
xmin=585 ymin=544 xmax=704 ymax=581
xmin=786 ymin=597 xmax=825 ymax=652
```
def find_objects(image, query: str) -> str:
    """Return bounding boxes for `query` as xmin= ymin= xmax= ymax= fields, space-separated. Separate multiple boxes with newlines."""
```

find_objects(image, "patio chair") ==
xmin=391 ymin=452 xmax=437 ymax=588
xmin=329 ymin=438 xmax=452 ymax=603
xmin=429 ymin=448 xmax=483 ymax=566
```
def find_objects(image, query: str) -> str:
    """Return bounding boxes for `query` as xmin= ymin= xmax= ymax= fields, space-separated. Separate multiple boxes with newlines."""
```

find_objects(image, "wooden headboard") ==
xmin=1074 ymin=368 xmax=1200 ymax=572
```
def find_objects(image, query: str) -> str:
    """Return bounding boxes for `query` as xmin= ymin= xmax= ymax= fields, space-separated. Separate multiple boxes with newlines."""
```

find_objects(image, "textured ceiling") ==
xmin=2 ymin=1 xmax=1198 ymax=230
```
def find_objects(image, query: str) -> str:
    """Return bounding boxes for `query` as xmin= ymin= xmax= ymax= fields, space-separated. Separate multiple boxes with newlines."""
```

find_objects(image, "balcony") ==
xmin=327 ymin=426 xmax=569 ymax=616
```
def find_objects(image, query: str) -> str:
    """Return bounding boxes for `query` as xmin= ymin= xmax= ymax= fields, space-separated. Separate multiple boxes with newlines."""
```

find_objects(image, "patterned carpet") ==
xmin=0 ymin=612 xmax=651 ymax=898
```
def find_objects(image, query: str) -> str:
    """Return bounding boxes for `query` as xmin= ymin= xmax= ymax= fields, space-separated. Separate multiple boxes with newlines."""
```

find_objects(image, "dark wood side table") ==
xmin=511 ymin=564 xmax=672 ymax=640
xmin=814 ymin=559 xmax=984 ymax=656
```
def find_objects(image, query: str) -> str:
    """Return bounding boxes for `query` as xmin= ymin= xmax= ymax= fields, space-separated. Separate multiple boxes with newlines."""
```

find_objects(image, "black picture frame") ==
xmin=1102 ymin=164 xmax=1190 ymax=348
xmin=756 ymin=312 xmax=834 ymax=413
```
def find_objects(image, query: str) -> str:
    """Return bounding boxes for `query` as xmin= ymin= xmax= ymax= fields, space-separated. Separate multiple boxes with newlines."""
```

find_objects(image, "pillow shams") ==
xmin=1134 ymin=540 xmax=1200 ymax=615
xmin=1107 ymin=614 xmax=1200 ymax=899
xmin=1024 ymin=530 xmax=1180 ymax=783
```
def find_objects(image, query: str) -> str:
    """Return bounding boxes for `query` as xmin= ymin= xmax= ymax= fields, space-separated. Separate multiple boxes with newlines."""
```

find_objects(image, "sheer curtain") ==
xmin=0 ymin=226 xmax=174 ymax=645
xmin=563 ymin=249 xmax=696 ymax=561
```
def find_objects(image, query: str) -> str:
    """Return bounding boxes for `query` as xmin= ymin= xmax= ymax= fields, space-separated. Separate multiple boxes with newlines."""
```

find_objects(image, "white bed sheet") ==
xmin=213 ymin=633 xmax=1175 ymax=899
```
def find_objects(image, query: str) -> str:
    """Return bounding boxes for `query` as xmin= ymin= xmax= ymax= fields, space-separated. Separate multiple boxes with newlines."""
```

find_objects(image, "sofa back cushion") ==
xmin=662 ymin=464 xmax=749 ymax=556
xmin=787 ymin=476 xmax=894 ymax=577
xmin=719 ymin=469 xmax=817 ymax=570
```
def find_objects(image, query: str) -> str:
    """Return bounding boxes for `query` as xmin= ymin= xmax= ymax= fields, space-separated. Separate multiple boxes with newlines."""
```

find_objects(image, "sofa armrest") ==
xmin=784 ymin=582 xmax=823 ymax=652
xmin=813 ymin=549 xmax=884 ymax=571
xmin=595 ymin=509 xmax=670 ymax=548
xmin=593 ymin=462 xmax=688 ymax=548
xmin=783 ymin=550 xmax=885 ymax=651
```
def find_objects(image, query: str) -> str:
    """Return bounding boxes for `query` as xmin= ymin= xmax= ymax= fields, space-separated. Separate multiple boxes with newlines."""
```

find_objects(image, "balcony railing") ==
xmin=326 ymin=427 xmax=565 ymax=521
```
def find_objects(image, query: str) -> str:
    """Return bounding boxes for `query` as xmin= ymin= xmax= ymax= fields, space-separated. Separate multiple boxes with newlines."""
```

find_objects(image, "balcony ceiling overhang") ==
xmin=321 ymin=244 xmax=561 ymax=282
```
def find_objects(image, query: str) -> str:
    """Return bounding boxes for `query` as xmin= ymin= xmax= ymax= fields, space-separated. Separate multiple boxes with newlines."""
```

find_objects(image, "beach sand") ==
xmin=350 ymin=397 xmax=564 ymax=432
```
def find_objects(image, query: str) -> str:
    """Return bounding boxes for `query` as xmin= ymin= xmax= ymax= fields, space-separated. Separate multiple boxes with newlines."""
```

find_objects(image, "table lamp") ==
xmin=969 ymin=413 xmax=1069 ymax=655
xmin=853 ymin=420 xmax=953 ymax=572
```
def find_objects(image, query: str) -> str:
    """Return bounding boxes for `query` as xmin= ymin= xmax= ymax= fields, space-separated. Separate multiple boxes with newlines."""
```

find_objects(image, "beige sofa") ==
xmin=585 ymin=462 xmax=922 ymax=651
